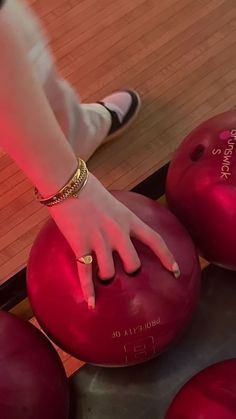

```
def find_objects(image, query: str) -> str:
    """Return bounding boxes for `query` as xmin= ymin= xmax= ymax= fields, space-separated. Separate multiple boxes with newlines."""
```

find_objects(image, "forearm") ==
xmin=0 ymin=7 xmax=77 ymax=196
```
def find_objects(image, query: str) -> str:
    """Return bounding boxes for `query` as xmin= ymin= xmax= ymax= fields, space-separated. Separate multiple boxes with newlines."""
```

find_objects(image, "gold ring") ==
xmin=76 ymin=255 xmax=93 ymax=265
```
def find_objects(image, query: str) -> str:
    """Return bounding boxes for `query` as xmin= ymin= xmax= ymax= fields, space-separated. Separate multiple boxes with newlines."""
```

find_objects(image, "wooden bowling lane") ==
xmin=1 ymin=0 xmax=236 ymax=287
xmin=0 ymin=0 xmax=235 ymax=407
xmin=69 ymin=264 xmax=236 ymax=419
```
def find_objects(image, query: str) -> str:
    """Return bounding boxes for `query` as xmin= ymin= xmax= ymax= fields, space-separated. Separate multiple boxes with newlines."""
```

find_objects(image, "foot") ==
xmin=98 ymin=89 xmax=141 ymax=142
xmin=79 ymin=90 xmax=141 ymax=162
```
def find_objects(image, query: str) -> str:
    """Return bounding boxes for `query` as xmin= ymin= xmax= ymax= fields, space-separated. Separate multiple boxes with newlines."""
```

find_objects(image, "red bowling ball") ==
xmin=166 ymin=359 xmax=236 ymax=419
xmin=166 ymin=110 xmax=236 ymax=269
xmin=27 ymin=191 xmax=201 ymax=367
xmin=0 ymin=311 xmax=69 ymax=419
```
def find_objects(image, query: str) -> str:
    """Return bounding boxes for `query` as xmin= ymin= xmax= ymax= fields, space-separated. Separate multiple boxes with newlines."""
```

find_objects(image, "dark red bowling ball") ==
xmin=0 ymin=311 xmax=69 ymax=419
xmin=166 ymin=110 xmax=236 ymax=269
xmin=27 ymin=191 xmax=201 ymax=367
xmin=166 ymin=359 xmax=236 ymax=419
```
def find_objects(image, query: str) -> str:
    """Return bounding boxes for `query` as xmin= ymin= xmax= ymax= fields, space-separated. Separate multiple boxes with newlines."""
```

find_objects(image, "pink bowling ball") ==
xmin=166 ymin=110 xmax=236 ymax=269
xmin=166 ymin=359 xmax=236 ymax=419
xmin=0 ymin=311 xmax=69 ymax=419
xmin=27 ymin=191 xmax=201 ymax=367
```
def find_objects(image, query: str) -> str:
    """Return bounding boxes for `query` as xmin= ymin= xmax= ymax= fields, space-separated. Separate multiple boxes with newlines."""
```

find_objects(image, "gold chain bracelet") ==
xmin=35 ymin=158 xmax=89 ymax=207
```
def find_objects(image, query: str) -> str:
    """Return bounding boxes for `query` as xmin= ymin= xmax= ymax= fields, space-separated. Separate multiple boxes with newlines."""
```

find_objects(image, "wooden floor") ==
xmin=1 ymin=0 xmax=236 ymax=374
xmin=1 ymin=0 xmax=236 ymax=283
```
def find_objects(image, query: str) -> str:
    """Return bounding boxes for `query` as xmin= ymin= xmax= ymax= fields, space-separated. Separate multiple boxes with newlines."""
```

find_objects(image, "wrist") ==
xmin=35 ymin=158 xmax=89 ymax=206
xmin=35 ymin=153 xmax=78 ymax=198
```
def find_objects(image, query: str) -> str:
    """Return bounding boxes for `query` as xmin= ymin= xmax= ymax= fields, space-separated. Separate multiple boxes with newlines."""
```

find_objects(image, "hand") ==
xmin=49 ymin=173 xmax=180 ymax=309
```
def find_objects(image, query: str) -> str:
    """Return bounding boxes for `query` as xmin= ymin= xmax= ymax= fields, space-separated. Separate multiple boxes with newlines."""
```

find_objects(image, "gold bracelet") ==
xmin=35 ymin=158 xmax=89 ymax=206
xmin=35 ymin=162 xmax=80 ymax=202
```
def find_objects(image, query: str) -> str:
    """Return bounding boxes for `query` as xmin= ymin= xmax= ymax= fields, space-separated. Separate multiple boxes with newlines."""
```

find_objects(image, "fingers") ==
xmin=131 ymin=218 xmax=180 ymax=279
xmin=95 ymin=240 xmax=115 ymax=281
xmin=76 ymin=235 xmax=140 ymax=308
xmin=76 ymin=258 xmax=95 ymax=309
xmin=75 ymin=214 xmax=181 ymax=310
xmin=115 ymin=235 xmax=141 ymax=274
xmin=76 ymin=237 xmax=116 ymax=309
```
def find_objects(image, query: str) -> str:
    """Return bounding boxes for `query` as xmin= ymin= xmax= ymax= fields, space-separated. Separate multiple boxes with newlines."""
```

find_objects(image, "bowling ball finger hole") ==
xmin=96 ymin=270 xmax=115 ymax=286
xmin=96 ymin=266 xmax=142 ymax=285
xmin=126 ymin=266 xmax=142 ymax=277
xmin=190 ymin=144 xmax=205 ymax=161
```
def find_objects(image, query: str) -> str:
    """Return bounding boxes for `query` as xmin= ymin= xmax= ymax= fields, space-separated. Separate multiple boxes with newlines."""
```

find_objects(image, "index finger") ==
xmin=77 ymin=262 xmax=96 ymax=309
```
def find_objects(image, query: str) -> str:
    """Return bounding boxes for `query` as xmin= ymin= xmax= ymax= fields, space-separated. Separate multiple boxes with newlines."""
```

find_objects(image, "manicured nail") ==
xmin=88 ymin=296 xmax=95 ymax=310
xmin=172 ymin=262 xmax=180 ymax=279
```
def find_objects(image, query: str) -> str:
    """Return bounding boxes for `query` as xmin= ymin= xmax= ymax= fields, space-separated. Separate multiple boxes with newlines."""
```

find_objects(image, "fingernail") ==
xmin=172 ymin=262 xmax=180 ymax=279
xmin=88 ymin=296 xmax=95 ymax=310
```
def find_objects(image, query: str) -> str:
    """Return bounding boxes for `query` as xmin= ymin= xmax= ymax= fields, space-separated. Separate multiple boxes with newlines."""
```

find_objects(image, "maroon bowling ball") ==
xmin=166 ymin=359 xmax=236 ymax=419
xmin=166 ymin=110 xmax=236 ymax=269
xmin=0 ymin=311 xmax=69 ymax=419
xmin=27 ymin=191 xmax=201 ymax=367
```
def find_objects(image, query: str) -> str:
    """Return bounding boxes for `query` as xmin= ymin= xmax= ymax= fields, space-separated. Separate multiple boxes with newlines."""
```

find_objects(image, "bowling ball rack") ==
xmin=1 ymin=162 xmax=236 ymax=419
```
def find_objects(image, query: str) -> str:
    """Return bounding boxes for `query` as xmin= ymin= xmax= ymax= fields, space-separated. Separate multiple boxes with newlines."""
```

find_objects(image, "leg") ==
xmin=7 ymin=0 xmax=140 ymax=161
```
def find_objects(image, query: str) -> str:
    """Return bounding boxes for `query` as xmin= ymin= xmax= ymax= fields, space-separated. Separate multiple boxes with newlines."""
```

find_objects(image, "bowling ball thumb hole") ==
xmin=190 ymin=144 xmax=205 ymax=162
